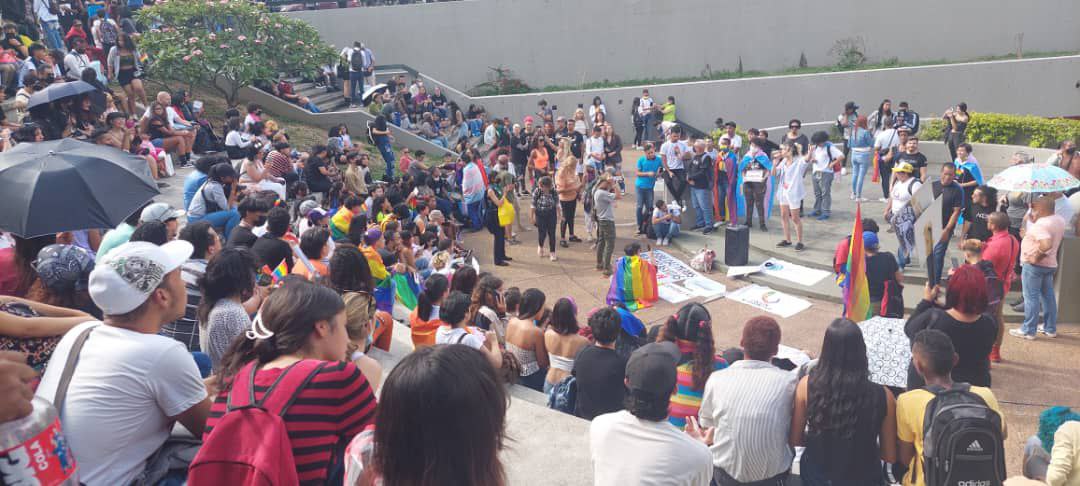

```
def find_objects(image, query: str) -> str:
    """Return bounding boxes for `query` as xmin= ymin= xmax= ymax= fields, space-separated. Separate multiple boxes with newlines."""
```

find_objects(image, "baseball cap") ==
xmin=897 ymin=125 xmax=911 ymax=133
xmin=89 ymin=240 xmax=192 ymax=315
xmin=863 ymin=231 xmax=880 ymax=250
xmin=306 ymin=207 xmax=328 ymax=222
xmin=363 ymin=228 xmax=383 ymax=246
xmin=298 ymin=199 xmax=320 ymax=218
xmin=33 ymin=244 xmax=94 ymax=292
xmin=845 ymin=101 xmax=858 ymax=111
xmin=140 ymin=202 xmax=185 ymax=224
xmin=892 ymin=162 xmax=914 ymax=173
xmin=625 ymin=341 xmax=681 ymax=395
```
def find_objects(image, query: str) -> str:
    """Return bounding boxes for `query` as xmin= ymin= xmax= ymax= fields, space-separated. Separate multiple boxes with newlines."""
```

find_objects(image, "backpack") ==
xmin=532 ymin=187 xmax=557 ymax=216
xmin=547 ymin=375 xmax=577 ymax=414
xmin=919 ymin=383 xmax=1006 ymax=486
xmin=188 ymin=360 xmax=327 ymax=486
xmin=98 ymin=19 xmax=117 ymax=46
xmin=974 ymin=260 xmax=1003 ymax=309
xmin=349 ymin=48 xmax=364 ymax=72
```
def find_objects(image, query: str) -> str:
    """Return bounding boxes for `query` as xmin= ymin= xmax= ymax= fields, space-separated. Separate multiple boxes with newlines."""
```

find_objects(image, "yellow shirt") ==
xmin=1048 ymin=421 xmax=1080 ymax=486
xmin=896 ymin=386 xmax=1006 ymax=486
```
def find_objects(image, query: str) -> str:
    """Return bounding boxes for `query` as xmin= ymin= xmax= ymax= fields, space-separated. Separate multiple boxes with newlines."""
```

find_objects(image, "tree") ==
xmin=136 ymin=0 xmax=337 ymax=106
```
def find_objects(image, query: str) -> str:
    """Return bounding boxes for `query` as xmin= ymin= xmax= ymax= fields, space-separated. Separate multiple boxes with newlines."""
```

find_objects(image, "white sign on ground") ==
xmin=657 ymin=282 xmax=696 ymax=303
xmin=682 ymin=276 xmax=726 ymax=299
xmin=760 ymin=259 xmax=831 ymax=287
xmin=727 ymin=265 xmax=762 ymax=278
xmin=726 ymin=284 xmax=812 ymax=318
xmin=641 ymin=249 xmax=699 ymax=283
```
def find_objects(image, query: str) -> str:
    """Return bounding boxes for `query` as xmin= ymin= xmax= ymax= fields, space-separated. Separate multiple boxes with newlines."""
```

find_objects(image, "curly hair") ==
xmin=806 ymin=319 xmax=872 ymax=440
xmin=657 ymin=303 xmax=715 ymax=391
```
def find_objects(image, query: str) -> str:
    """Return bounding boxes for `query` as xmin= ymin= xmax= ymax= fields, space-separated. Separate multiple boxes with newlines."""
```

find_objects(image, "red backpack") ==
xmin=188 ymin=360 xmax=326 ymax=486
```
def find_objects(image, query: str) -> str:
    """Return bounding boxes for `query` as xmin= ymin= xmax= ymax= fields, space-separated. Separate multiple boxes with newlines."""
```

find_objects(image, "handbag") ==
xmin=497 ymin=199 xmax=515 ymax=227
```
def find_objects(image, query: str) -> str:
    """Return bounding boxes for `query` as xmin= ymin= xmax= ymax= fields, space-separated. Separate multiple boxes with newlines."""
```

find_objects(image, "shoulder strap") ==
xmin=226 ymin=360 xmax=326 ymax=415
xmin=53 ymin=324 xmax=98 ymax=415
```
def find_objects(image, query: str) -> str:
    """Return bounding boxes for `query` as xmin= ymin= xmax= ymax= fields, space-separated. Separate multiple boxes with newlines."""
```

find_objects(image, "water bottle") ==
xmin=0 ymin=396 xmax=79 ymax=485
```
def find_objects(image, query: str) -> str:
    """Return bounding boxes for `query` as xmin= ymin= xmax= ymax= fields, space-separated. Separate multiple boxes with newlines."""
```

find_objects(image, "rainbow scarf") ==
xmin=330 ymin=207 xmax=354 ymax=241
xmin=605 ymin=255 xmax=658 ymax=311
xmin=841 ymin=204 xmax=871 ymax=321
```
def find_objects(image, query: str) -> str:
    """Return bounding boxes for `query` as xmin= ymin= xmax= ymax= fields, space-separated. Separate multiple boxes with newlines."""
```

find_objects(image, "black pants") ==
xmin=743 ymin=182 xmax=766 ymax=227
xmin=560 ymin=200 xmax=577 ymax=239
xmin=667 ymin=168 xmax=686 ymax=206
xmin=879 ymin=158 xmax=893 ymax=199
xmin=633 ymin=124 xmax=644 ymax=146
xmin=537 ymin=213 xmax=556 ymax=251
xmin=487 ymin=212 xmax=507 ymax=263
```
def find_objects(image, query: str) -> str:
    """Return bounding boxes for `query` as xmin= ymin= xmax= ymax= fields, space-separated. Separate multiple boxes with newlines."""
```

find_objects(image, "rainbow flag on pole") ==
xmin=842 ymin=204 xmax=872 ymax=321
xmin=271 ymin=259 xmax=289 ymax=284
xmin=605 ymin=255 xmax=659 ymax=311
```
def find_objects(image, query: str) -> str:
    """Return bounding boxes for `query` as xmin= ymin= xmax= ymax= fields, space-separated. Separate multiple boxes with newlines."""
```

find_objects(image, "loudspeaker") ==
xmin=725 ymin=225 xmax=749 ymax=266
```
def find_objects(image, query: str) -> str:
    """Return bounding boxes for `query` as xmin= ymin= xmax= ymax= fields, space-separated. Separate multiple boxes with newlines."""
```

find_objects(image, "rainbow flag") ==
xmin=842 ymin=204 xmax=871 ymax=321
xmin=271 ymin=259 xmax=288 ymax=284
xmin=605 ymin=255 xmax=659 ymax=311
xmin=871 ymin=150 xmax=880 ymax=183
xmin=392 ymin=272 xmax=421 ymax=310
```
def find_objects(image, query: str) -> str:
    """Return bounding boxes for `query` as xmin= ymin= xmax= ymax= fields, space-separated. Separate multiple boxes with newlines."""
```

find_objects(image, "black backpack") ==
xmin=349 ymin=48 xmax=364 ymax=72
xmin=919 ymin=383 xmax=1006 ymax=486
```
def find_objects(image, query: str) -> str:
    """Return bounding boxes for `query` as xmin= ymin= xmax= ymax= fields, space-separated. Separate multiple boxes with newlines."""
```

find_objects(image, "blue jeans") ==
xmin=467 ymin=200 xmax=484 ymax=230
xmin=189 ymin=209 xmax=241 ymax=239
xmin=304 ymin=102 xmax=320 ymax=113
xmin=691 ymin=187 xmax=713 ymax=228
xmin=348 ymin=71 xmax=364 ymax=103
xmin=376 ymin=140 xmax=395 ymax=181
xmin=812 ymin=171 xmax=834 ymax=215
xmin=1021 ymin=263 xmax=1057 ymax=335
xmin=654 ymin=221 xmax=679 ymax=240
xmin=851 ymin=151 xmax=871 ymax=197
xmin=929 ymin=238 xmax=950 ymax=286
xmin=41 ymin=21 xmax=63 ymax=51
xmin=635 ymin=186 xmax=654 ymax=232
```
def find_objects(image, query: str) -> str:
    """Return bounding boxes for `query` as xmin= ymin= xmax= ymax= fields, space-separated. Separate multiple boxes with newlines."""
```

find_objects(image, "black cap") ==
xmin=845 ymin=101 xmax=858 ymax=111
xmin=625 ymin=342 xmax=681 ymax=395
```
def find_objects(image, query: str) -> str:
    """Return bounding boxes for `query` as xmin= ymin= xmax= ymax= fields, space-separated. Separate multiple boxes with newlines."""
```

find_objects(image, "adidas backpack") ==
xmin=188 ymin=360 xmax=327 ymax=486
xmin=920 ymin=383 xmax=1006 ymax=486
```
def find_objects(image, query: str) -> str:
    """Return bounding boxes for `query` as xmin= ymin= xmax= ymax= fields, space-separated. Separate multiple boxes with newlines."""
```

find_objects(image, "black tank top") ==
xmin=802 ymin=380 xmax=887 ymax=481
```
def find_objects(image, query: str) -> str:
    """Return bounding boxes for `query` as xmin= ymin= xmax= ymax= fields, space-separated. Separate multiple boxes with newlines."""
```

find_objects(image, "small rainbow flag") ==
xmin=871 ymin=150 xmax=880 ymax=183
xmin=842 ymin=204 xmax=871 ymax=321
xmin=271 ymin=259 xmax=289 ymax=284
xmin=605 ymin=255 xmax=659 ymax=311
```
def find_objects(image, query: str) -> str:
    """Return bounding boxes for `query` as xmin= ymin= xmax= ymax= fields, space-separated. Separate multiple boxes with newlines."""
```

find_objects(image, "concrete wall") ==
xmin=289 ymin=0 xmax=1080 ymax=89
xmin=423 ymin=55 xmax=1080 ymax=147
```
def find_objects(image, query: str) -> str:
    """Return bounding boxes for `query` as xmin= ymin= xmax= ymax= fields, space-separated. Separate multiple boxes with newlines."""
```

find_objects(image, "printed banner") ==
xmin=761 ymin=259 xmax=831 ymax=287
xmin=682 ymin=276 xmax=726 ymax=299
xmin=640 ymin=249 xmax=698 ymax=283
xmin=726 ymin=284 xmax=812 ymax=318
xmin=657 ymin=282 xmax=696 ymax=304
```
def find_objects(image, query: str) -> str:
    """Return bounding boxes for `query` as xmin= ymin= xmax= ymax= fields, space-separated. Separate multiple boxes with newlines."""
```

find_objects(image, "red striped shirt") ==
xmin=204 ymin=360 xmax=377 ymax=485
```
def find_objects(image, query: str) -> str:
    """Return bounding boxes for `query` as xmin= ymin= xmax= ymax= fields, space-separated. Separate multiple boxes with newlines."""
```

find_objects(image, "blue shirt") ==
xmin=183 ymin=170 xmax=208 ymax=212
xmin=636 ymin=155 xmax=662 ymax=189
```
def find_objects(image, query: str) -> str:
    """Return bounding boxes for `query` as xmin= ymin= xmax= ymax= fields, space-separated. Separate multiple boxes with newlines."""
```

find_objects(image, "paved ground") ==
xmin=152 ymin=150 xmax=1079 ymax=481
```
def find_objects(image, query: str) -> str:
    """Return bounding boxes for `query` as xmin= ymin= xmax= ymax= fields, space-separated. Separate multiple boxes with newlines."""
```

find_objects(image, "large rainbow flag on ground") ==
xmin=606 ymin=255 xmax=659 ymax=311
xmin=842 ymin=204 xmax=871 ymax=321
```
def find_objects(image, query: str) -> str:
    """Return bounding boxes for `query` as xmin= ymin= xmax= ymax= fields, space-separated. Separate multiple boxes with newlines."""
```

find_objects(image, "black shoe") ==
xmin=689 ymin=224 xmax=703 ymax=231
xmin=1009 ymin=297 xmax=1024 ymax=307
xmin=560 ymin=240 xmax=569 ymax=248
xmin=504 ymin=256 xmax=513 ymax=261
xmin=759 ymin=225 xmax=767 ymax=232
xmin=568 ymin=235 xmax=582 ymax=243
xmin=776 ymin=240 xmax=792 ymax=248
xmin=795 ymin=242 xmax=806 ymax=252
xmin=703 ymin=227 xmax=714 ymax=235
xmin=495 ymin=261 xmax=509 ymax=267
xmin=1011 ymin=302 xmax=1025 ymax=312
xmin=156 ymin=182 xmax=169 ymax=188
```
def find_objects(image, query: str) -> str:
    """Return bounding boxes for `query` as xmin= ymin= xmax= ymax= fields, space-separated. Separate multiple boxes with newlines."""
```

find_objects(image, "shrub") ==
xmin=468 ymin=66 xmax=532 ymax=96
xmin=921 ymin=113 xmax=1080 ymax=148
xmin=136 ymin=0 xmax=337 ymax=106
xmin=828 ymin=37 xmax=867 ymax=70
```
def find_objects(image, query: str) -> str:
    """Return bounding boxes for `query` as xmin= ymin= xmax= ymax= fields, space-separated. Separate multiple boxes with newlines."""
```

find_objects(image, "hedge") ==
xmin=922 ymin=113 xmax=1080 ymax=149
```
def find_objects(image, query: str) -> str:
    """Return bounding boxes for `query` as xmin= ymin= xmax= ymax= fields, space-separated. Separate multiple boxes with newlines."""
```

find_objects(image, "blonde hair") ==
xmin=960 ymin=239 xmax=985 ymax=255
xmin=342 ymin=291 xmax=376 ymax=353
xmin=574 ymin=108 xmax=585 ymax=120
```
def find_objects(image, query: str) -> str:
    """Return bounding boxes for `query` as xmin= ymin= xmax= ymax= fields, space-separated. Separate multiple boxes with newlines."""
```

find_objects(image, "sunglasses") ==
xmin=789 ymin=125 xmax=800 ymax=129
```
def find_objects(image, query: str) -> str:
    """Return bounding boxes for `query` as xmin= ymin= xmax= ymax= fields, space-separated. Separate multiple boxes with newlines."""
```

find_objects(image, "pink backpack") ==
xmin=188 ymin=360 xmax=326 ymax=486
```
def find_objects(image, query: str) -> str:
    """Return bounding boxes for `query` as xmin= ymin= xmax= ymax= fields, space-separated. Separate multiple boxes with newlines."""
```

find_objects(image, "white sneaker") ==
xmin=878 ymin=197 xmax=888 ymax=203
xmin=1038 ymin=325 xmax=1057 ymax=338
xmin=840 ymin=167 xmax=848 ymax=176
xmin=657 ymin=238 xmax=664 ymax=245
xmin=849 ymin=194 xmax=856 ymax=200
xmin=662 ymin=237 xmax=670 ymax=246
xmin=1009 ymin=328 xmax=1035 ymax=340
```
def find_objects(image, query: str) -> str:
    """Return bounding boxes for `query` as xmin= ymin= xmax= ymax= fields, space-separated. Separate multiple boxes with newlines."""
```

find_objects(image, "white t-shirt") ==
xmin=590 ymin=410 xmax=713 ymax=486
xmin=35 ymin=322 xmax=207 ymax=486
xmin=874 ymin=128 xmax=899 ymax=153
xmin=638 ymin=96 xmax=654 ymax=115
xmin=434 ymin=325 xmax=485 ymax=349
xmin=660 ymin=140 xmax=690 ymax=170
xmin=890 ymin=177 xmax=923 ymax=213
xmin=808 ymin=143 xmax=844 ymax=172
xmin=777 ymin=157 xmax=810 ymax=203
xmin=585 ymin=136 xmax=605 ymax=168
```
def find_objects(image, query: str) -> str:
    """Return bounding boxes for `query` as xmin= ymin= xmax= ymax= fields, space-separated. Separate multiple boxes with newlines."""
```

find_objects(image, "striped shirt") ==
xmin=159 ymin=259 xmax=206 ymax=351
xmin=668 ymin=339 xmax=727 ymax=428
xmin=205 ymin=360 xmax=377 ymax=485
xmin=698 ymin=359 xmax=797 ymax=482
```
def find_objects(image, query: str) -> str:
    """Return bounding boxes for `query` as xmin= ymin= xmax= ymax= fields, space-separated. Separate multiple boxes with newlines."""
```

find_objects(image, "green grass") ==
xmin=531 ymin=50 xmax=1080 ymax=93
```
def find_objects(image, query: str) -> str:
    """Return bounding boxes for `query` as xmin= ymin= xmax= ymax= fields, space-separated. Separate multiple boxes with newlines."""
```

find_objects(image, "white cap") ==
xmin=89 ymin=241 xmax=192 ymax=315
xmin=140 ymin=202 xmax=186 ymax=224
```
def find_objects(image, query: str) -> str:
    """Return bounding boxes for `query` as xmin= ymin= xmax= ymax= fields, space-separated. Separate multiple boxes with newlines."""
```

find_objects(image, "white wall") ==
xmin=290 ymin=0 xmax=1080 ymax=89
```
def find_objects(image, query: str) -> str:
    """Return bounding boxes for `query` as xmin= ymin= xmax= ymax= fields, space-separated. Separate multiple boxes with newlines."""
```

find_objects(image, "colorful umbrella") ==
xmin=987 ymin=163 xmax=1080 ymax=193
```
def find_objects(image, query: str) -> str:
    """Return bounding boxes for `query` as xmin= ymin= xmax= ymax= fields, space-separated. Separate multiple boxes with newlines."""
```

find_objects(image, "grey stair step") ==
xmin=309 ymin=90 xmax=344 ymax=106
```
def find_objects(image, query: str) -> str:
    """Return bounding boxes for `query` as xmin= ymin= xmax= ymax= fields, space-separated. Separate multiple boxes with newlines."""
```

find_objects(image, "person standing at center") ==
xmin=634 ymin=142 xmax=663 ymax=235
xmin=594 ymin=176 xmax=620 ymax=277
xmin=808 ymin=131 xmax=844 ymax=221
xmin=660 ymin=128 xmax=690 ymax=207
xmin=1011 ymin=196 xmax=1066 ymax=340
xmin=687 ymin=140 xmax=715 ymax=234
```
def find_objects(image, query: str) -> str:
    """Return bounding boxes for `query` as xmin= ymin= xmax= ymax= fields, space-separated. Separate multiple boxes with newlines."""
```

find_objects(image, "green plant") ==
xmin=921 ymin=113 xmax=1080 ymax=148
xmin=136 ymin=0 xmax=337 ymax=106
xmin=467 ymin=66 xmax=532 ymax=96
xmin=828 ymin=37 xmax=867 ymax=70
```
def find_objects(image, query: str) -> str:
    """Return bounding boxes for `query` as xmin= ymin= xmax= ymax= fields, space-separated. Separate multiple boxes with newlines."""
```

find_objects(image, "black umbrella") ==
xmin=0 ymin=138 xmax=160 ymax=237
xmin=26 ymin=80 xmax=97 ymax=110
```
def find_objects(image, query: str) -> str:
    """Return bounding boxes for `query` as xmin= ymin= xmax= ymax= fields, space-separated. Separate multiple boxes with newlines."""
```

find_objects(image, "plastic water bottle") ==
xmin=0 ymin=396 xmax=79 ymax=485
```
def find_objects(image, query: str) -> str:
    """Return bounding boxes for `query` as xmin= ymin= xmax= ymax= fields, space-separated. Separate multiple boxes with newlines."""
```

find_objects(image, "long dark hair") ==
xmin=874 ymin=99 xmax=892 ymax=131
xmin=196 ymin=247 xmax=257 ymax=328
xmin=806 ymin=319 xmax=872 ymax=440
xmin=13 ymin=234 xmax=56 ymax=296
xmin=450 ymin=266 xmax=478 ymax=295
xmin=218 ymin=277 xmax=345 ymax=382
xmin=658 ymin=302 xmax=715 ymax=391
xmin=417 ymin=273 xmax=449 ymax=321
xmin=549 ymin=298 xmax=578 ymax=335
xmin=468 ymin=275 xmax=503 ymax=322
xmin=328 ymin=246 xmax=373 ymax=294
xmin=375 ymin=345 xmax=507 ymax=486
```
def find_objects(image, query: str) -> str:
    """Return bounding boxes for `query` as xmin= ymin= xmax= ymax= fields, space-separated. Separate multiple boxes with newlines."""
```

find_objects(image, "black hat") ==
xmin=625 ymin=342 xmax=681 ymax=395
xmin=844 ymin=101 xmax=858 ymax=111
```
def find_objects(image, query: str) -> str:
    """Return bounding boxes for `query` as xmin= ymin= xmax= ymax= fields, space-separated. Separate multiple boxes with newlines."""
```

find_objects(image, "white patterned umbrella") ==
xmin=858 ymin=316 xmax=910 ymax=388
xmin=987 ymin=163 xmax=1080 ymax=193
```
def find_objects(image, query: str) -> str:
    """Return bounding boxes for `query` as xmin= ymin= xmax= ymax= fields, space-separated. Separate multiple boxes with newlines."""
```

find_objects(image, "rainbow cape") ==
xmin=330 ymin=206 xmax=353 ymax=241
xmin=711 ymin=148 xmax=738 ymax=223
xmin=271 ymin=259 xmax=288 ymax=284
xmin=360 ymin=245 xmax=394 ymax=313
xmin=733 ymin=152 xmax=775 ymax=224
xmin=841 ymin=204 xmax=871 ymax=321
xmin=392 ymin=272 xmax=421 ymax=310
xmin=605 ymin=255 xmax=659 ymax=311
